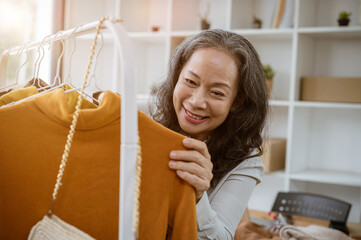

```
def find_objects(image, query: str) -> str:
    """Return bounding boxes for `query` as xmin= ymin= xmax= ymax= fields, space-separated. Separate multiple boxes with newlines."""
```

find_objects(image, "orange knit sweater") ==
xmin=0 ymin=88 xmax=197 ymax=239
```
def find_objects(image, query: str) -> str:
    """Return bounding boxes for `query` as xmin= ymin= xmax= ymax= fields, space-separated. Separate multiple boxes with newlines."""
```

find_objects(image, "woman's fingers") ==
xmin=169 ymin=137 xmax=214 ymax=202
xmin=176 ymin=170 xmax=210 ymax=192
xmin=169 ymin=159 xmax=211 ymax=180
xmin=182 ymin=138 xmax=210 ymax=159
xmin=170 ymin=149 xmax=213 ymax=176
xmin=170 ymin=149 xmax=203 ymax=163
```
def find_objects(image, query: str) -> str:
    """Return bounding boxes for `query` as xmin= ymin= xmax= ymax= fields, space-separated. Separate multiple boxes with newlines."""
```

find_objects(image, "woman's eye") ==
xmin=185 ymin=78 xmax=196 ymax=86
xmin=211 ymin=91 xmax=225 ymax=97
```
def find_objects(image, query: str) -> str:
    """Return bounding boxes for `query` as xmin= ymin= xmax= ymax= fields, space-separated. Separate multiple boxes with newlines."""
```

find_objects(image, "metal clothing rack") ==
xmin=0 ymin=17 xmax=138 ymax=240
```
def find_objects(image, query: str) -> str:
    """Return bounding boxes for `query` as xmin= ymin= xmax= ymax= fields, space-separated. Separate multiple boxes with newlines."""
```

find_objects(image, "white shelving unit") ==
xmin=64 ymin=0 xmax=361 ymax=222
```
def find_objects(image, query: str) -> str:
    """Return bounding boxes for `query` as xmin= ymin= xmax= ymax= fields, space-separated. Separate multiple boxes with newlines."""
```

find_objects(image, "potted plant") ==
xmin=199 ymin=3 xmax=211 ymax=30
xmin=200 ymin=17 xmax=211 ymax=30
xmin=338 ymin=11 xmax=352 ymax=26
xmin=253 ymin=16 xmax=262 ymax=29
xmin=263 ymin=64 xmax=275 ymax=98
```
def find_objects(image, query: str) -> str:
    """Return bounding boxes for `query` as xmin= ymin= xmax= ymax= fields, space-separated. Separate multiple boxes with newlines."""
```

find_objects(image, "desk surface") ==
xmin=249 ymin=209 xmax=361 ymax=239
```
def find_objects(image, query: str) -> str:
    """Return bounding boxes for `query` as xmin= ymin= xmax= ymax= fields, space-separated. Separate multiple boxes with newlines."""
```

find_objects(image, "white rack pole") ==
xmin=104 ymin=20 xmax=137 ymax=240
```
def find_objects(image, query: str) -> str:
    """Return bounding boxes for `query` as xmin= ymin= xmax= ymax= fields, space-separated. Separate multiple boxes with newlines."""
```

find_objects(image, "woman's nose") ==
xmin=189 ymin=88 xmax=207 ymax=109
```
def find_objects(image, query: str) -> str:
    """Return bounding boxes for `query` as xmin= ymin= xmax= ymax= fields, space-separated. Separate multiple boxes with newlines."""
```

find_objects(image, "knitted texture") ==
xmin=28 ymin=215 xmax=95 ymax=240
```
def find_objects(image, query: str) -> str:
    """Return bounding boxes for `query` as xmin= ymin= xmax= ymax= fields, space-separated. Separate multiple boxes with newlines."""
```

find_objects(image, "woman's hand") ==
xmin=169 ymin=138 xmax=213 ymax=202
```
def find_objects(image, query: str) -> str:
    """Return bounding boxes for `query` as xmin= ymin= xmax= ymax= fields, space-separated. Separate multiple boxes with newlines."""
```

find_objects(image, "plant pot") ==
xmin=253 ymin=22 xmax=262 ymax=29
xmin=338 ymin=19 xmax=350 ymax=26
xmin=151 ymin=26 xmax=160 ymax=32
xmin=266 ymin=79 xmax=273 ymax=98
xmin=201 ymin=21 xmax=210 ymax=30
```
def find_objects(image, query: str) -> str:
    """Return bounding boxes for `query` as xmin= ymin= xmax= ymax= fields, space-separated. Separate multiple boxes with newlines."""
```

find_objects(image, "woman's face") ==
xmin=173 ymin=48 xmax=239 ymax=141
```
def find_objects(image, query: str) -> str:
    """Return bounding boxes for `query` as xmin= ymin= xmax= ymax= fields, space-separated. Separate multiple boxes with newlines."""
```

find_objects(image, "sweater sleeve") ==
xmin=196 ymin=158 xmax=264 ymax=239
xmin=168 ymin=174 xmax=198 ymax=240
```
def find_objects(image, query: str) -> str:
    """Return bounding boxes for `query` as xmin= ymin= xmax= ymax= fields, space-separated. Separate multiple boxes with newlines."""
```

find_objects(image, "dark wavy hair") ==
xmin=150 ymin=29 xmax=268 ymax=185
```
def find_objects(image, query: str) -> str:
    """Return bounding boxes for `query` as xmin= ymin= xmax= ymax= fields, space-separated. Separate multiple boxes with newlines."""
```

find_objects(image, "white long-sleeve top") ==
xmin=196 ymin=156 xmax=264 ymax=239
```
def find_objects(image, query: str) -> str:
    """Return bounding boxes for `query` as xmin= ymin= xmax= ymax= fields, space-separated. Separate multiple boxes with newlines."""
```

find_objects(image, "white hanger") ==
xmin=64 ymin=31 xmax=104 ymax=105
xmin=15 ymin=42 xmax=31 ymax=84
xmin=36 ymin=31 xmax=66 ymax=91
xmin=0 ymin=43 xmax=28 ymax=90
xmin=84 ymin=31 xmax=104 ymax=91
xmin=64 ymin=35 xmax=77 ymax=88
xmin=0 ymin=34 xmax=64 ymax=107
xmin=31 ymin=36 xmax=47 ymax=85
xmin=64 ymin=24 xmax=84 ymax=88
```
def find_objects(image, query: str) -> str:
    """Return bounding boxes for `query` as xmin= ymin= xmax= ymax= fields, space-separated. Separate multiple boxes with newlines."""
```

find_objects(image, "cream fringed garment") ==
xmin=28 ymin=215 xmax=95 ymax=240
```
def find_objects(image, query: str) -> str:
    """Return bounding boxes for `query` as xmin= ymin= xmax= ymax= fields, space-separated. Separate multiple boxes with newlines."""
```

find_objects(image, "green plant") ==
xmin=253 ymin=16 xmax=262 ymax=25
xmin=253 ymin=15 xmax=262 ymax=29
xmin=263 ymin=64 xmax=275 ymax=80
xmin=338 ymin=11 xmax=352 ymax=20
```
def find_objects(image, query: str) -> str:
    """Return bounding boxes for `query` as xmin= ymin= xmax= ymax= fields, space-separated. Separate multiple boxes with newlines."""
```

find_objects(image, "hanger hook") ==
xmin=64 ymin=24 xmax=84 ymax=87
xmin=85 ymin=31 xmax=104 ymax=90
xmin=32 ymin=34 xmax=52 ymax=85
xmin=15 ymin=42 xmax=31 ymax=83
xmin=52 ymin=38 xmax=65 ymax=86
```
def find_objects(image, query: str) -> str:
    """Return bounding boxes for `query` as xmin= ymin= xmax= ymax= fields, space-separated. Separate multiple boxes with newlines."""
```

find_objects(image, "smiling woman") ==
xmin=0 ymin=0 xmax=62 ymax=86
xmin=173 ymin=48 xmax=239 ymax=141
xmin=151 ymin=29 xmax=268 ymax=239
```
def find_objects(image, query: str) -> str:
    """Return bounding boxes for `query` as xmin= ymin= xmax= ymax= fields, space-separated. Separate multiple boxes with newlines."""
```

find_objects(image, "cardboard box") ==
xmin=260 ymin=138 xmax=286 ymax=173
xmin=300 ymin=77 xmax=361 ymax=103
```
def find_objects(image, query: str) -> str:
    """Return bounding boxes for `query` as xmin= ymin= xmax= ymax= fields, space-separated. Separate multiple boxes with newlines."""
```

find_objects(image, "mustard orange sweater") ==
xmin=0 ymin=88 xmax=197 ymax=239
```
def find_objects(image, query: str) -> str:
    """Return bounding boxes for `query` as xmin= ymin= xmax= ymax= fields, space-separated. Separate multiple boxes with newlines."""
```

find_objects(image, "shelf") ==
xmin=264 ymin=170 xmax=286 ymax=178
xmin=128 ymin=32 xmax=168 ymax=43
xmin=297 ymin=26 xmax=361 ymax=39
xmin=294 ymin=101 xmax=361 ymax=109
xmin=232 ymin=29 xmax=294 ymax=40
xmin=269 ymin=100 xmax=290 ymax=107
xmin=75 ymin=32 xmax=114 ymax=42
xmin=170 ymin=31 xmax=201 ymax=37
xmin=136 ymin=94 xmax=150 ymax=101
xmin=289 ymin=169 xmax=361 ymax=187
xmin=76 ymin=26 xmax=361 ymax=42
xmin=76 ymin=32 xmax=168 ymax=43
xmin=169 ymin=29 xmax=294 ymax=40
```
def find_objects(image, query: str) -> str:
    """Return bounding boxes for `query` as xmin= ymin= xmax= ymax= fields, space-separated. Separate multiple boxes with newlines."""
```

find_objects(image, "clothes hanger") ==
xmin=36 ymin=31 xmax=66 ymax=92
xmin=64 ymin=32 xmax=77 ymax=88
xmin=84 ymin=31 xmax=104 ymax=91
xmin=63 ymin=31 xmax=104 ymax=105
xmin=64 ymin=24 xmax=84 ymax=89
xmin=15 ymin=42 xmax=31 ymax=84
xmin=31 ymin=37 xmax=47 ymax=85
xmin=32 ymin=25 xmax=100 ymax=105
xmin=1 ymin=20 xmax=104 ymax=108
xmin=0 ymin=44 xmax=28 ymax=92
xmin=62 ymin=44 xmax=101 ymax=106
xmin=0 ymin=34 xmax=61 ymax=107
xmin=0 ymin=45 xmax=24 ymax=91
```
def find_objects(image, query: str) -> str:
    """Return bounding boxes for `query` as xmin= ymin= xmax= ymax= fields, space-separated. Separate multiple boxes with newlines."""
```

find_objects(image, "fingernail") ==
xmin=170 ymin=151 xmax=176 ymax=158
xmin=169 ymin=161 xmax=175 ymax=167
xmin=183 ymin=138 xmax=190 ymax=145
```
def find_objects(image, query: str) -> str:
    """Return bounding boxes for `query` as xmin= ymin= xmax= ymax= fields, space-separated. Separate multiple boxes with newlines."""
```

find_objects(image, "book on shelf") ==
xmin=272 ymin=0 xmax=286 ymax=28
xmin=279 ymin=0 xmax=295 ymax=28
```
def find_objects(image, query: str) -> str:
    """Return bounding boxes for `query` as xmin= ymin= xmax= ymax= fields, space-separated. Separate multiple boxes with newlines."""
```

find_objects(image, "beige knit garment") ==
xmin=28 ymin=215 xmax=95 ymax=240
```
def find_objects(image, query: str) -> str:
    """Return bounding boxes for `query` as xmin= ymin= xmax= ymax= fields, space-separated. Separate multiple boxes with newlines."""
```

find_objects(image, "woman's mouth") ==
xmin=183 ymin=108 xmax=208 ymax=123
